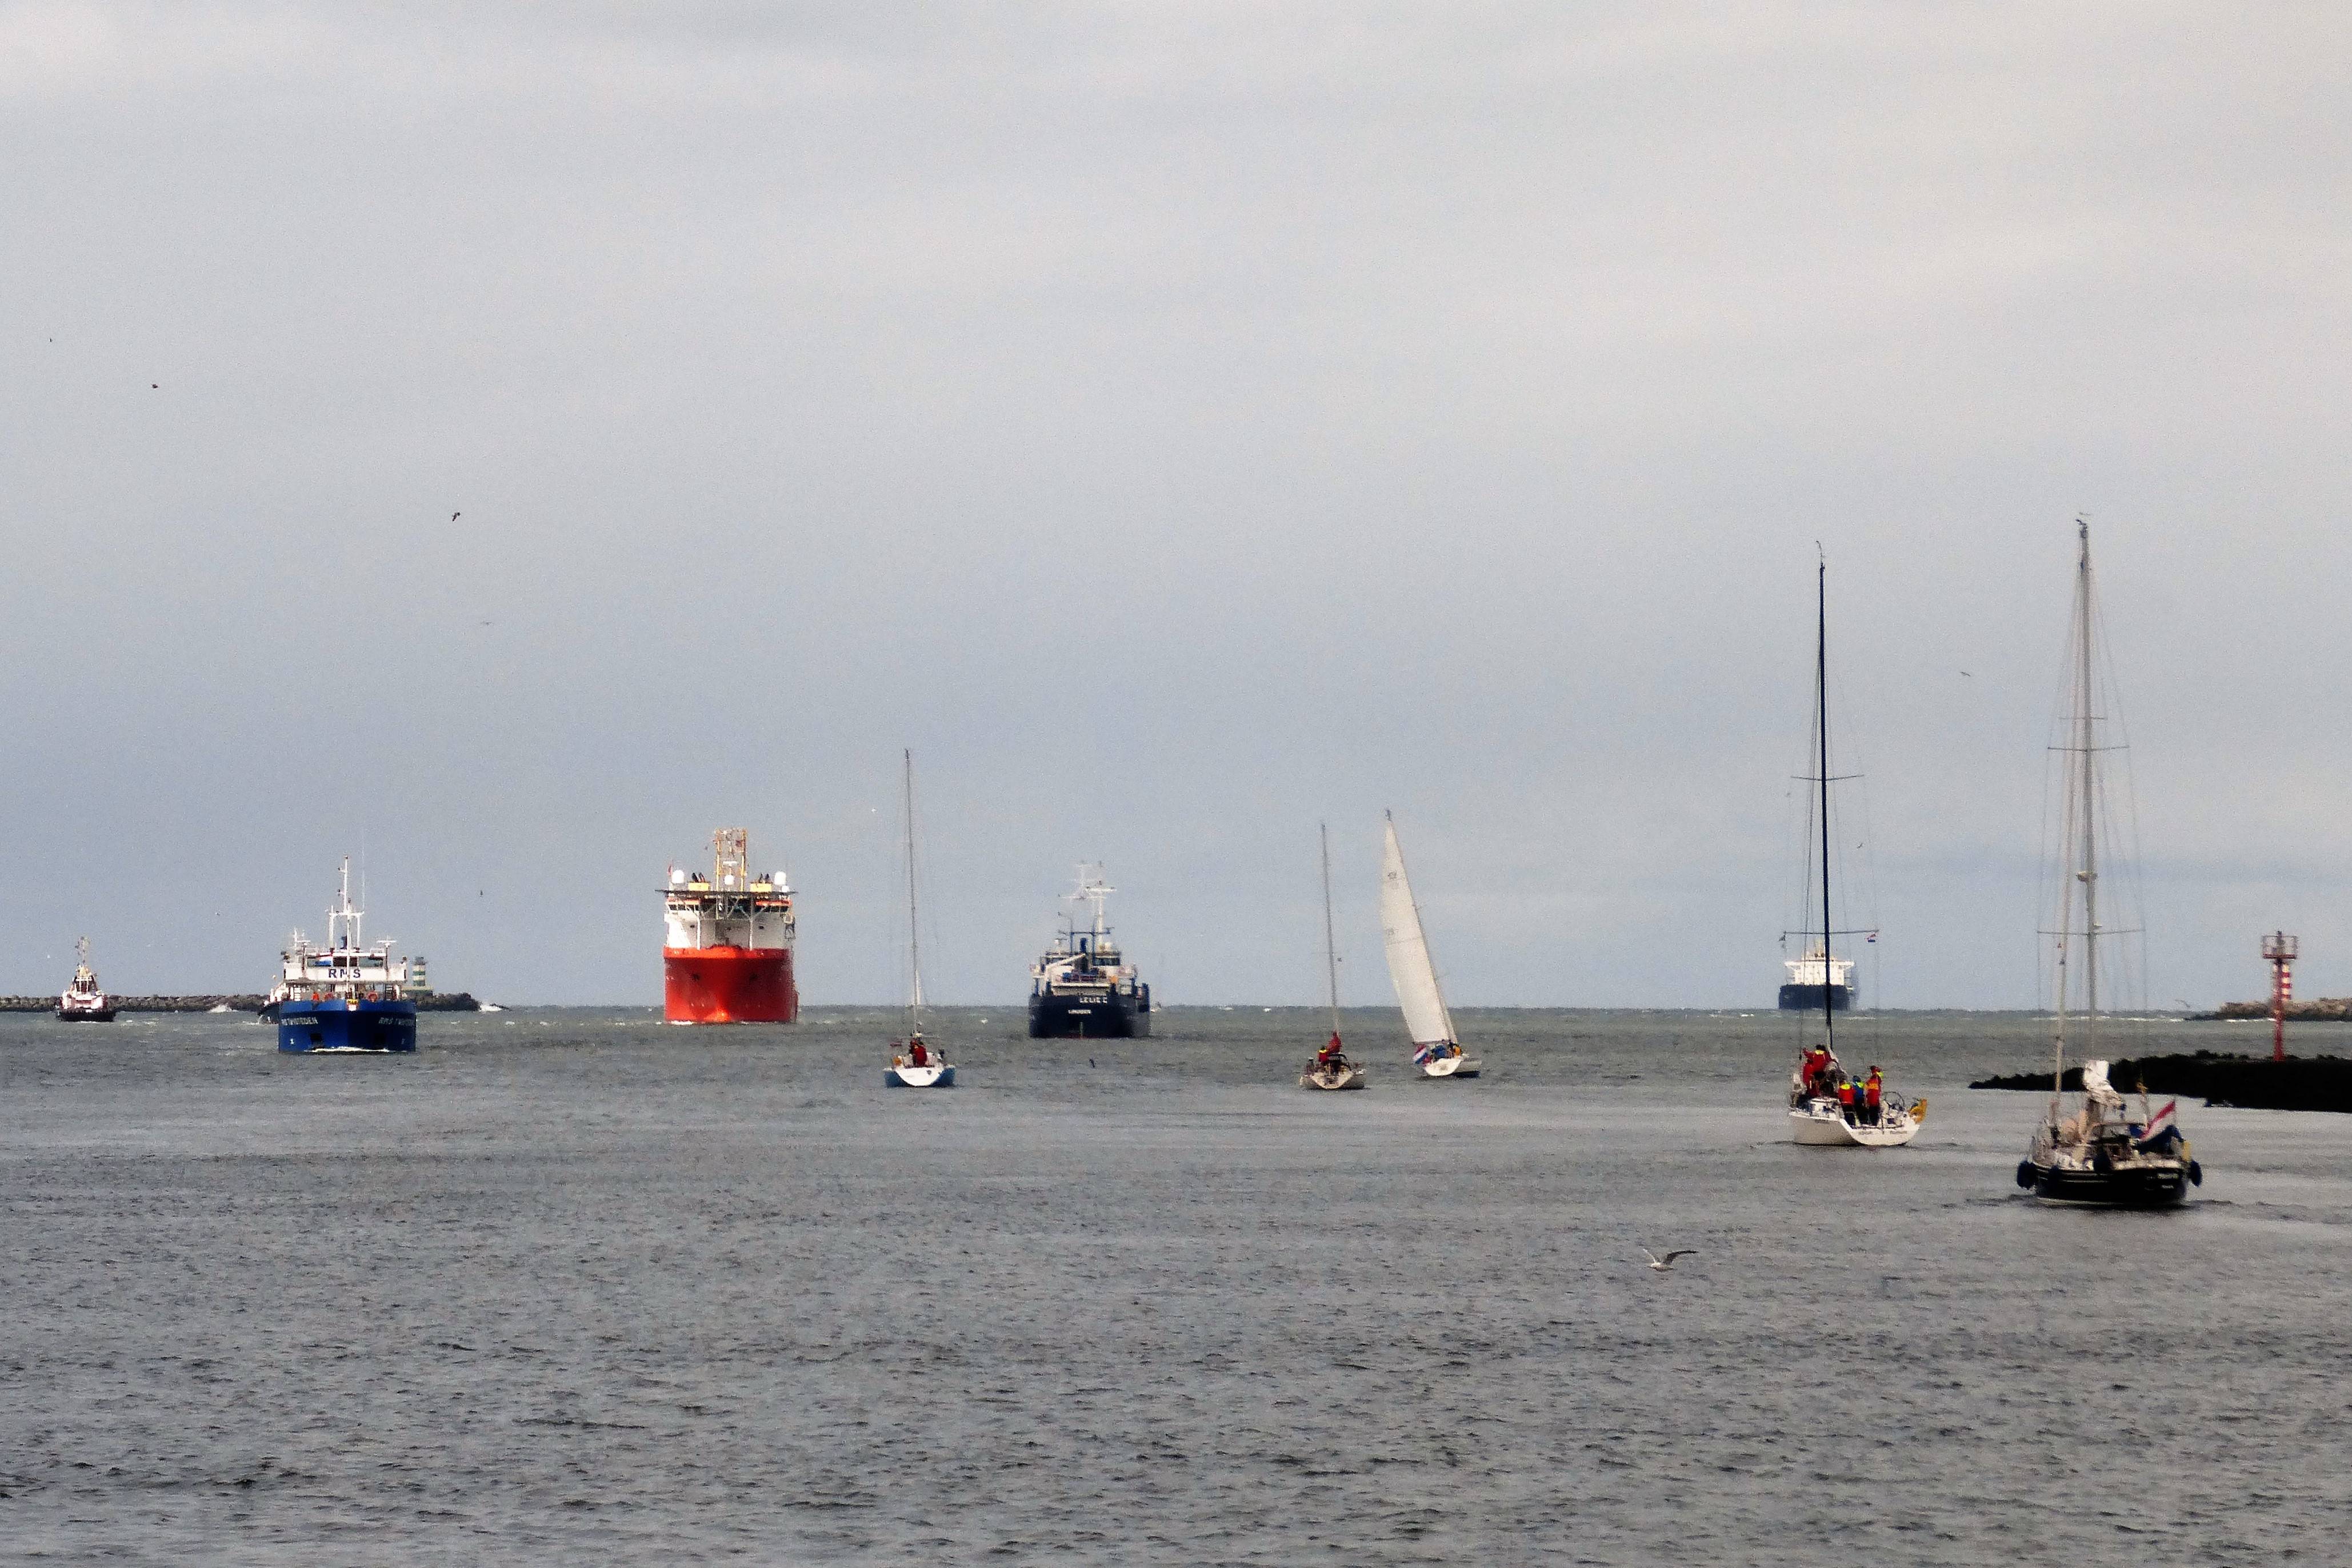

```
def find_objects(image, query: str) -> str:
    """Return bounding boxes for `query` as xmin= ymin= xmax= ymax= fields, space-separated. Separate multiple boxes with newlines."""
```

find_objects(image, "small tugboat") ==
xmin=1783 ymin=555 xmax=1918 ymax=1147
xmin=56 ymin=938 xmax=117 ymax=1021
xmin=272 ymin=859 xmax=417 ymax=1053
xmin=1379 ymin=814 xmax=1480 ymax=1079
xmin=2016 ymin=522 xmax=2194 ymax=1206
xmin=1027 ymin=866 xmax=1150 ymax=1038
xmin=885 ymin=751 xmax=954 ymax=1089
xmin=1299 ymin=823 xmax=1366 ymax=1091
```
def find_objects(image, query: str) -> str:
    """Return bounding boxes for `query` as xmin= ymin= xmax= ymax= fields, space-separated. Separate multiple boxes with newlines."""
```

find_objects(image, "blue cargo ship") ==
xmin=270 ymin=858 xmax=418 ymax=1053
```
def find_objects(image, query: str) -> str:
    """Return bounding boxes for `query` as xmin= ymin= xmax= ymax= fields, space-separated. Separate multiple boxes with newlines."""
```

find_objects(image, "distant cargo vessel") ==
xmin=273 ymin=859 xmax=417 ymax=1053
xmin=1778 ymin=942 xmax=1855 ymax=1011
xmin=665 ymin=828 xmax=798 ymax=1024
xmin=1028 ymin=866 xmax=1150 ymax=1038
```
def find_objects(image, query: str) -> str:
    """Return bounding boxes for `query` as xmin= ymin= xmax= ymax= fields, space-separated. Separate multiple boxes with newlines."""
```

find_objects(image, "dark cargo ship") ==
xmin=1777 ymin=942 xmax=1854 ymax=1011
xmin=1028 ymin=866 xmax=1150 ymax=1038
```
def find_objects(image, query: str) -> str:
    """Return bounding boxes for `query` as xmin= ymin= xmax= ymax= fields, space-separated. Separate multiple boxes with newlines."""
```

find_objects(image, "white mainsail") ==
xmin=1379 ymin=816 xmax=1457 ymax=1048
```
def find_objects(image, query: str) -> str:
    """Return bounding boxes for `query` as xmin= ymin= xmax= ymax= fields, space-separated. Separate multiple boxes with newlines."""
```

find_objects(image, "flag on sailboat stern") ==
xmin=2134 ymin=1099 xmax=2179 ymax=1146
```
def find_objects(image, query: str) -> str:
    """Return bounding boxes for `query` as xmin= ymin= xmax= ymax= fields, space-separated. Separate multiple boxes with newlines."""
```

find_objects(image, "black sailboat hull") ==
xmin=2022 ymin=1161 xmax=2192 ymax=1207
xmin=1778 ymin=983 xmax=1854 ymax=1011
xmin=1028 ymin=989 xmax=1150 ymax=1039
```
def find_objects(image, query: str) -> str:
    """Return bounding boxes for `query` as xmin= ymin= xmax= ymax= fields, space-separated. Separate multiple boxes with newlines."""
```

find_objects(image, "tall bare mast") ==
xmin=903 ymin=749 xmax=923 ymax=1030
xmin=1321 ymin=822 xmax=1341 ymax=1035
xmin=2050 ymin=518 xmax=2100 ymax=1105
xmin=2077 ymin=519 xmax=2099 ymax=1048
xmin=1816 ymin=554 xmax=1835 ymax=1057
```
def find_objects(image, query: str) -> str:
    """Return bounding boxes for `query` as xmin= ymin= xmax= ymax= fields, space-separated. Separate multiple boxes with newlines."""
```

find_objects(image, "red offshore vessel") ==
xmin=663 ymin=828 xmax=798 ymax=1024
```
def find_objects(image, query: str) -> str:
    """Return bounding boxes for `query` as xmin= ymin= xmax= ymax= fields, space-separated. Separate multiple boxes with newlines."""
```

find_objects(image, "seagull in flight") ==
xmin=1642 ymin=1248 xmax=1697 ymax=1272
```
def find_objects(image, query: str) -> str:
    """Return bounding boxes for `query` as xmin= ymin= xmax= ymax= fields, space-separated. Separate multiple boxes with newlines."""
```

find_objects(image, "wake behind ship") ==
xmin=272 ymin=859 xmax=417 ymax=1053
xmin=664 ymin=828 xmax=798 ymax=1024
xmin=1029 ymin=866 xmax=1150 ymax=1038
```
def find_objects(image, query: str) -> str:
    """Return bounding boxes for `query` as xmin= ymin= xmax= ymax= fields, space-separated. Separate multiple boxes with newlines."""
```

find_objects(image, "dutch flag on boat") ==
xmin=2134 ymin=1099 xmax=2178 ymax=1145
xmin=1413 ymin=1042 xmax=1439 ymax=1065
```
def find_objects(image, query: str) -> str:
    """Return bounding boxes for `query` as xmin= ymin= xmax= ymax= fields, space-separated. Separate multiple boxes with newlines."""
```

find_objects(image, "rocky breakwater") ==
xmin=1970 ymin=1051 xmax=2352 ymax=1114
xmin=2193 ymin=997 xmax=2352 ymax=1021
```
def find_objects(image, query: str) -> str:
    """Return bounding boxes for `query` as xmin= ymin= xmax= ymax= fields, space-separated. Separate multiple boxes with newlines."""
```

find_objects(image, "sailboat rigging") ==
xmin=2015 ymin=521 xmax=2197 ymax=1203
xmin=1786 ymin=554 xmax=1921 ymax=1146
xmin=1379 ymin=813 xmax=1481 ymax=1081
xmin=1301 ymin=822 xmax=1366 ymax=1090
xmin=885 ymin=749 xmax=954 ymax=1089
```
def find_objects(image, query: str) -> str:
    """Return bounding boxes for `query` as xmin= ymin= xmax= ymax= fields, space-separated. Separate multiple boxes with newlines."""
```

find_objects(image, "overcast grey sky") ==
xmin=5 ymin=3 xmax=2348 ymax=1007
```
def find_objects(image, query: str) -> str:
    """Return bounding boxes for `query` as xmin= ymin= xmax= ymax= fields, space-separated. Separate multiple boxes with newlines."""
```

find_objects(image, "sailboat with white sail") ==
xmin=2015 ymin=522 xmax=2197 ymax=1205
xmin=885 ymin=750 xmax=954 ymax=1089
xmin=1785 ymin=555 xmax=1921 ymax=1147
xmin=1379 ymin=813 xmax=1479 ymax=1079
xmin=1300 ymin=822 xmax=1366 ymax=1090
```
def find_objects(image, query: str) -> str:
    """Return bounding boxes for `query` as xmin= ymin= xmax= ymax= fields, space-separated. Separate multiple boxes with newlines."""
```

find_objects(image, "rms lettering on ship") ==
xmin=266 ymin=858 xmax=420 ymax=1054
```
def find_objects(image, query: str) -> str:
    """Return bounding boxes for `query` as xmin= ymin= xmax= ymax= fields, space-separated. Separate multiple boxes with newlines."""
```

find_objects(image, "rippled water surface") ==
xmin=4 ymin=1007 xmax=2347 ymax=1564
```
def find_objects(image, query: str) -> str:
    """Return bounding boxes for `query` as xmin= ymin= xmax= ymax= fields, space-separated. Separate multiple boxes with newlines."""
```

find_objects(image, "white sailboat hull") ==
xmin=1418 ymin=1054 xmax=1481 ymax=1079
xmin=886 ymin=1061 xmax=954 ymax=1088
xmin=1790 ymin=1098 xmax=1919 ymax=1147
xmin=1299 ymin=1064 xmax=1367 ymax=1090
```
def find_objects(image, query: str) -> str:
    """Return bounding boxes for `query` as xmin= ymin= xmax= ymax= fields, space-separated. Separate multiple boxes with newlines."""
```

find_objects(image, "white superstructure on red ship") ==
xmin=663 ymin=828 xmax=798 ymax=1024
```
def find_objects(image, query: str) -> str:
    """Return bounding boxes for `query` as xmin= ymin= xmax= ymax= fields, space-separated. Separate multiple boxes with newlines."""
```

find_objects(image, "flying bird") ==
xmin=1960 ymin=671 xmax=1973 ymax=677
xmin=1642 ymin=1249 xmax=1697 ymax=1272
xmin=452 ymin=512 xmax=461 ymax=521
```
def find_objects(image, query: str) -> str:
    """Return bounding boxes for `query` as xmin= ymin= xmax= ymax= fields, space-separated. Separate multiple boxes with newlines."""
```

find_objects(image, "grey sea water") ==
xmin=3 ymin=1006 xmax=2346 ymax=1565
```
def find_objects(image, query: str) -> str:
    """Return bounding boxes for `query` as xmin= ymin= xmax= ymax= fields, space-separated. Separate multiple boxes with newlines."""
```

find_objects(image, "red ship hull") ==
xmin=663 ymin=946 xmax=798 ymax=1024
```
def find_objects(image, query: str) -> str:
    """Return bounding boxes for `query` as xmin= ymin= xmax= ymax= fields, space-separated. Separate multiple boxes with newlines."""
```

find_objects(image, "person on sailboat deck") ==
xmin=1806 ymin=1047 xmax=1839 ymax=1096
xmin=1317 ymin=1035 xmax=1343 ymax=1070
xmin=1865 ymin=1068 xmax=1882 ymax=1123
xmin=909 ymin=1038 xmax=928 ymax=1067
xmin=1836 ymin=1076 xmax=1855 ymax=1122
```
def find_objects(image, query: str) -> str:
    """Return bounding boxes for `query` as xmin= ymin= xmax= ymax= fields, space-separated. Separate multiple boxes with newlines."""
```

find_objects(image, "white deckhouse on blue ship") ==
xmin=271 ymin=858 xmax=417 ymax=1053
